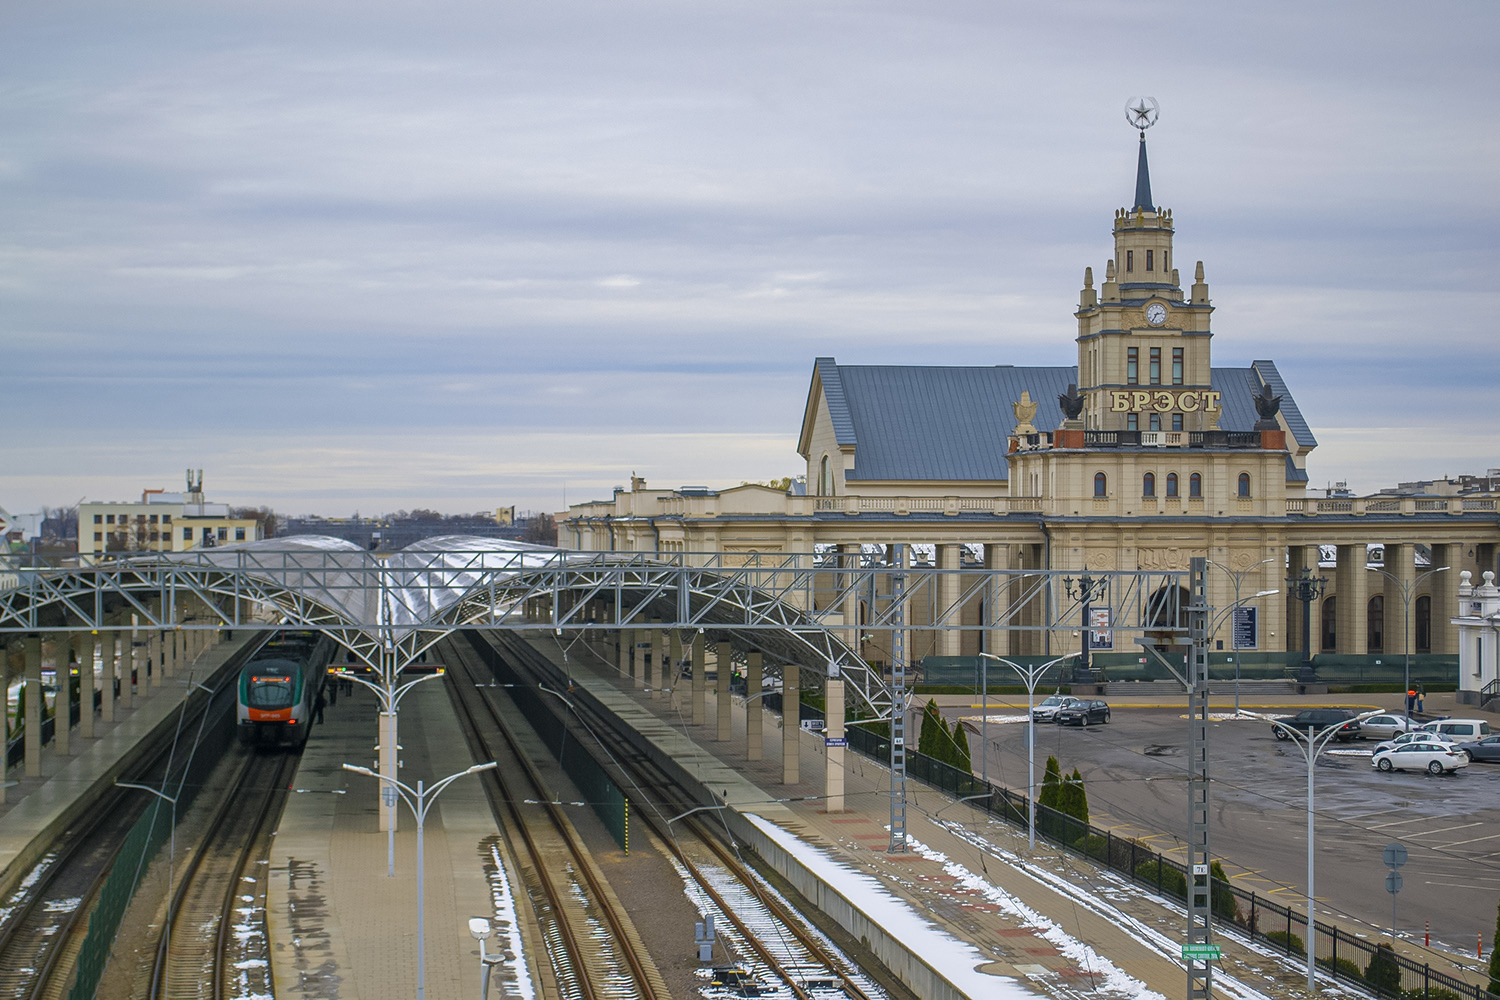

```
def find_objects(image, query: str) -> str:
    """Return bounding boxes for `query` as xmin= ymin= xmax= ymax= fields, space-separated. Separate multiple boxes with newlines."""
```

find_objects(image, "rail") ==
xmin=1287 ymin=496 xmax=1500 ymax=517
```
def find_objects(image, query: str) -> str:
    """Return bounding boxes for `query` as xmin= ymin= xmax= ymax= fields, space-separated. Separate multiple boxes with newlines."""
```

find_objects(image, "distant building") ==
xmin=78 ymin=471 xmax=261 ymax=565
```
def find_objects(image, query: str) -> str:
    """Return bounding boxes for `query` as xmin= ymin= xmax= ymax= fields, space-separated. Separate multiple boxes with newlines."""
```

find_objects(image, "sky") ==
xmin=3 ymin=1 xmax=1498 ymax=517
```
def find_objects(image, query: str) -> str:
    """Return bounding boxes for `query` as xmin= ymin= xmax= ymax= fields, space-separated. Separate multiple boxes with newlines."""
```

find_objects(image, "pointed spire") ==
xmin=1133 ymin=135 xmax=1153 ymax=212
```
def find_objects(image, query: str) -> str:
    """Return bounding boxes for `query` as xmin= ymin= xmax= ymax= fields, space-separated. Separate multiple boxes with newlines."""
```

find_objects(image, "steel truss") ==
xmin=1 ymin=545 xmax=1189 ymax=719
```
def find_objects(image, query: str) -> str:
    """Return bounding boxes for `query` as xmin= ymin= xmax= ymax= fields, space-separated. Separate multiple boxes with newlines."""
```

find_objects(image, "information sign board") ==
xmin=1232 ymin=606 xmax=1258 ymax=650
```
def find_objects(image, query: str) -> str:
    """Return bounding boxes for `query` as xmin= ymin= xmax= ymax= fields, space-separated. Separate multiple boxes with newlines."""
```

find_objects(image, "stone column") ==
xmin=782 ymin=664 xmax=800 ymax=784
xmin=56 ymin=637 xmax=72 ymax=756
xmin=691 ymin=633 xmax=706 ymax=726
xmin=668 ymin=630 xmax=684 ymax=701
xmin=101 ymin=628 xmax=116 ymax=723
xmin=747 ymin=652 xmax=763 ymax=761
xmin=936 ymin=543 xmax=962 ymax=657
xmin=650 ymin=627 xmax=664 ymax=699
xmin=839 ymin=545 xmax=861 ymax=652
xmin=632 ymin=628 xmax=645 ymax=686
xmin=984 ymin=543 xmax=1012 ymax=657
xmin=125 ymin=617 xmax=138 ymax=706
xmin=716 ymin=641 xmax=733 ymax=740
xmin=825 ymin=674 xmax=845 ymax=812
xmin=25 ymin=636 xmax=42 ymax=776
xmin=1336 ymin=545 xmax=1368 ymax=655
xmin=80 ymin=633 xmax=96 ymax=739
xmin=1430 ymin=544 xmax=1460 ymax=656
xmin=148 ymin=630 xmax=161 ymax=689
xmin=1386 ymin=542 xmax=1416 ymax=660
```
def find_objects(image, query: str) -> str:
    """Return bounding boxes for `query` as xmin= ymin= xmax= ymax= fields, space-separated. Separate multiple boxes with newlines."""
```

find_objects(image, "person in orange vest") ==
xmin=1406 ymin=687 xmax=1417 ymax=714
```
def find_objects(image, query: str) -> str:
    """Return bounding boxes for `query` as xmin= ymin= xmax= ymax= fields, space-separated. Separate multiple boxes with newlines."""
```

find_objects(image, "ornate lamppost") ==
xmin=1063 ymin=574 xmax=1110 ymax=682
xmin=1286 ymin=568 xmax=1328 ymax=681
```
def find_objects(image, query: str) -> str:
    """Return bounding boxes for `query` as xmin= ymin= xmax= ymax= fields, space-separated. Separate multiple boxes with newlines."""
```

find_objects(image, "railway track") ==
xmin=146 ymin=748 xmax=297 ymax=1000
xmin=448 ymin=630 xmax=893 ymax=1000
xmin=443 ymin=636 xmax=668 ymax=1000
xmin=0 ymin=635 xmax=272 ymax=1000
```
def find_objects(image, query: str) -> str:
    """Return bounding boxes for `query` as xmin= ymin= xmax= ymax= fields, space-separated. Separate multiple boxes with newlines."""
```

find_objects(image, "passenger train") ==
xmin=236 ymin=630 xmax=336 ymax=747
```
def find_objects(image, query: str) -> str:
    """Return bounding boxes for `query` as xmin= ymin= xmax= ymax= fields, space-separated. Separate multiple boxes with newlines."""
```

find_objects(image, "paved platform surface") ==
xmin=0 ymin=633 xmax=251 ymax=888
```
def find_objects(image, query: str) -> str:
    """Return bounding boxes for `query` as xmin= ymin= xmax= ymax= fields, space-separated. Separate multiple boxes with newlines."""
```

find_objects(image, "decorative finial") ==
xmin=1011 ymin=391 xmax=1039 ymax=435
xmin=1124 ymin=96 xmax=1159 ymax=138
xmin=1083 ymin=266 xmax=1093 ymax=288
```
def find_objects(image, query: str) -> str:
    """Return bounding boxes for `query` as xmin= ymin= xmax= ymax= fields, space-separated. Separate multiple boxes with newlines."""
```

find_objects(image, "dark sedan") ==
xmin=1269 ymin=708 xmax=1360 ymax=742
xmin=1056 ymin=699 xmax=1111 ymax=726
xmin=1456 ymin=735 xmax=1500 ymax=762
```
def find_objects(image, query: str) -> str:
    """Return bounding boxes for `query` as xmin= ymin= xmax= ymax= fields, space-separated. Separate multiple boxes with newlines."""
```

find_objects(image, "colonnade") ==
xmin=0 ymin=596 xmax=226 ymax=800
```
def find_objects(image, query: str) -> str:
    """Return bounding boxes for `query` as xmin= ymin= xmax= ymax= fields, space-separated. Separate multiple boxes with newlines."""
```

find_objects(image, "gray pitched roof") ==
xmin=811 ymin=357 xmax=1314 ymax=483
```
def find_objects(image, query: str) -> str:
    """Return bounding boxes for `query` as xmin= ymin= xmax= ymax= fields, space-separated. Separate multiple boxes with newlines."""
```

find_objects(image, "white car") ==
xmin=1357 ymin=714 xmax=1414 ymax=741
xmin=1372 ymin=730 xmax=1462 ymax=755
xmin=1372 ymin=741 xmax=1470 ymax=775
xmin=1032 ymin=695 xmax=1081 ymax=723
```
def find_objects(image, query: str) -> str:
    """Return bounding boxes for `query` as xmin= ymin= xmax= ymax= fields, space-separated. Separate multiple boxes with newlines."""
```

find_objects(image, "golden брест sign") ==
xmin=1108 ymin=389 xmax=1222 ymax=414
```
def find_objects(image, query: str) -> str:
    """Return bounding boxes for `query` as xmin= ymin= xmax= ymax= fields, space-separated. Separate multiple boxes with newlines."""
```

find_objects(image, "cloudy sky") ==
xmin=4 ymin=1 xmax=1497 ymax=517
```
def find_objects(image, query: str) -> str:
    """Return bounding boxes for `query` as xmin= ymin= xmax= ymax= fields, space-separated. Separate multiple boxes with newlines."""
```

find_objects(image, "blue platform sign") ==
xmin=1232 ymin=606 xmax=1258 ymax=650
xmin=824 ymin=737 xmax=848 ymax=748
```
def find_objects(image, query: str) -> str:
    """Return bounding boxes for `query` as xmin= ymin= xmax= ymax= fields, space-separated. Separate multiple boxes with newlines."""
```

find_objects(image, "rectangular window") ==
xmin=183 ymin=527 xmax=192 ymax=540
xmin=1172 ymin=347 xmax=1183 ymax=385
xmin=217 ymin=527 xmax=228 ymax=541
xmin=162 ymin=514 xmax=172 ymax=523
xmin=149 ymin=514 xmax=158 ymax=524
xmin=106 ymin=514 xmax=115 ymax=524
xmin=1126 ymin=250 xmax=1134 ymax=272
xmin=1150 ymin=348 xmax=1161 ymax=385
xmin=1146 ymin=249 xmax=1154 ymax=271
xmin=1127 ymin=347 xmax=1138 ymax=384
xmin=1164 ymin=250 xmax=1169 ymax=274
xmin=236 ymin=527 xmax=247 ymax=541
xmin=1149 ymin=413 xmax=1162 ymax=431
xmin=1172 ymin=413 xmax=1183 ymax=432
xmin=93 ymin=514 xmax=103 ymax=524
xmin=93 ymin=532 xmax=103 ymax=543
xmin=1127 ymin=413 xmax=1138 ymax=431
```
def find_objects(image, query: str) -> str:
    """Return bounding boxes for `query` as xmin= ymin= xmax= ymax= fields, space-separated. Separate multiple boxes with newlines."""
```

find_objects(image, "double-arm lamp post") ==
xmin=1248 ymin=711 xmax=1380 ymax=996
xmin=978 ymin=651 xmax=1079 ymax=850
xmin=1369 ymin=564 xmax=1449 ymax=721
xmin=1286 ymin=569 xmax=1329 ymax=679
xmin=1062 ymin=574 xmax=1109 ymax=681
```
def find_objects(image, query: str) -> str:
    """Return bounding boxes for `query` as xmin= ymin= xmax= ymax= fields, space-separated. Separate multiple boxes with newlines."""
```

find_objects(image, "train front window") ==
xmin=248 ymin=676 xmax=294 ymax=708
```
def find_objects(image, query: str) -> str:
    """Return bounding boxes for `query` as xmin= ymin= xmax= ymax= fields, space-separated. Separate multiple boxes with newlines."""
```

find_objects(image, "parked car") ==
xmin=1032 ymin=695 xmax=1081 ymax=723
xmin=1373 ymin=730 xmax=1463 ymax=755
xmin=1455 ymin=735 xmax=1500 ymax=763
xmin=1056 ymin=700 xmax=1111 ymax=726
xmin=1371 ymin=741 xmax=1470 ymax=775
xmin=1357 ymin=714 xmax=1414 ymax=741
xmin=1269 ymin=709 xmax=1360 ymax=741
xmin=1415 ymin=719 xmax=1492 ymax=743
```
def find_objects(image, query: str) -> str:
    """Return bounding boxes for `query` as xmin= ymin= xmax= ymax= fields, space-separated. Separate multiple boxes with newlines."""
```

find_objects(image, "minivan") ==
xmin=1417 ymin=718 xmax=1492 ymax=742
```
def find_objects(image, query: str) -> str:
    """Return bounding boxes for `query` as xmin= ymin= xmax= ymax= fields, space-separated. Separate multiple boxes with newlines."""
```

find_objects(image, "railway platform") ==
xmin=0 ymin=631 xmax=253 ymax=893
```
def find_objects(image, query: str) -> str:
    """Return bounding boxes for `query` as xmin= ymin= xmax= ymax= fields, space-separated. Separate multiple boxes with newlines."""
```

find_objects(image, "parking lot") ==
xmin=942 ymin=699 xmax=1500 ymax=960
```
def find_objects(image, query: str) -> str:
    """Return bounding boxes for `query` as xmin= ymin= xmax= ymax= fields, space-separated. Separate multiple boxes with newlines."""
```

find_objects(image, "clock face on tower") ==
xmin=1145 ymin=302 xmax=1168 ymax=327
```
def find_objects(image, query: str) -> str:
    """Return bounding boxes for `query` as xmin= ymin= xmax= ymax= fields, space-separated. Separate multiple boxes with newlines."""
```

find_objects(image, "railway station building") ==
xmin=559 ymin=135 xmax=1500 ymax=682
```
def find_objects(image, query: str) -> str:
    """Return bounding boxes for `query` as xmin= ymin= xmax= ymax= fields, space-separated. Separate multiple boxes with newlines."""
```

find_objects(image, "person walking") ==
xmin=313 ymin=687 xmax=327 ymax=724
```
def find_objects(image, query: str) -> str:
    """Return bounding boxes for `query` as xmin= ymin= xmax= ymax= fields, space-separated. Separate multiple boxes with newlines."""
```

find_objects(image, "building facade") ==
xmin=559 ymin=136 xmax=1500 ymax=673
xmin=79 ymin=473 xmax=261 ymax=564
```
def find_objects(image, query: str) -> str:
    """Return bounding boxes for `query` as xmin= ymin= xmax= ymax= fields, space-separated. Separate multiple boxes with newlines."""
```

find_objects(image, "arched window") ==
xmin=819 ymin=455 xmax=833 ymax=496
xmin=1094 ymin=472 xmax=1107 ymax=498
xmin=1237 ymin=473 xmax=1251 ymax=498
xmin=1166 ymin=473 xmax=1179 ymax=498
xmin=1321 ymin=597 xmax=1337 ymax=651
xmin=1415 ymin=595 xmax=1432 ymax=653
xmin=1142 ymin=472 xmax=1156 ymax=497
xmin=1368 ymin=595 xmax=1385 ymax=653
xmin=1189 ymin=472 xmax=1202 ymax=498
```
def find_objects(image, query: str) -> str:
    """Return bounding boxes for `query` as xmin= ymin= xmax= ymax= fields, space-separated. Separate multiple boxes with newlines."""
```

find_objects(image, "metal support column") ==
xmin=888 ymin=544 xmax=908 ymax=853
xmin=1185 ymin=557 xmax=1213 ymax=1000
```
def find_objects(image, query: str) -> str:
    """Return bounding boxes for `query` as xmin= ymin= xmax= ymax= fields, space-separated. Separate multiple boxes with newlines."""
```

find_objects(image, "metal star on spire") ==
xmin=1124 ymin=97 xmax=1160 ymax=133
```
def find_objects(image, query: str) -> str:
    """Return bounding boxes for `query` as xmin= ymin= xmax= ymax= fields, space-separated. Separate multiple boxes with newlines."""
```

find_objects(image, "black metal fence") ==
xmin=840 ymin=720 xmax=1496 ymax=1000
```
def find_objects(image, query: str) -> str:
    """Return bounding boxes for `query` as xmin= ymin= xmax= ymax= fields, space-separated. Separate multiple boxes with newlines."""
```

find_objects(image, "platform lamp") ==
xmin=1285 ymin=569 xmax=1328 ymax=681
xmin=1062 ymin=574 xmax=1109 ymax=682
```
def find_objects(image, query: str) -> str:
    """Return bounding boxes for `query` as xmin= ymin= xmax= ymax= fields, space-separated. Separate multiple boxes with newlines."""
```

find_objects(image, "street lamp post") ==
xmin=1252 ymin=710 xmax=1381 ymax=996
xmin=1062 ymin=575 xmax=1109 ymax=681
xmin=1286 ymin=569 xmax=1329 ymax=680
xmin=979 ymin=652 xmax=1079 ymax=850
xmin=344 ymin=761 xmax=498 ymax=1000
xmin=1207 ymin=556 xmax=1280 ymax=716
xmin=1369 ymin=565 xmax=1449 ymax=722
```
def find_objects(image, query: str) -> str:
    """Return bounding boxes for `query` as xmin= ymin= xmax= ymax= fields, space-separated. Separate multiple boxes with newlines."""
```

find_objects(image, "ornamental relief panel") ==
xmin=1086 ymin=550 xmax=1115 ymax=571
xmin=1137 ymin=547 xmax=1195 ymax=571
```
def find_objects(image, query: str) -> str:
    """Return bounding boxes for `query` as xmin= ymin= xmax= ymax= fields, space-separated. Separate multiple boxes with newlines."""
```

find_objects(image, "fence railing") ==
xmin=836 ymin=718 xmax=1497 ymax=1000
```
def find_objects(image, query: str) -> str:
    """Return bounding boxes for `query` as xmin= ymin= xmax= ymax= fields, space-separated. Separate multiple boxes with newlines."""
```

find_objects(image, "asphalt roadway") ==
xmin=930 ymin=693 xmax=1500 ymax=967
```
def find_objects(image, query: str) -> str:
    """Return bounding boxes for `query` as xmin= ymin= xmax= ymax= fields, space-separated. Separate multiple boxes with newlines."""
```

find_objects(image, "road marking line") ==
xmin=1403 ymin=822 xmax=1483 ymax=838
xmin=1367 ymin=816 xmax=1431 ymax=829
xmin=1439 ymin=831 xmax=1500 ymax=848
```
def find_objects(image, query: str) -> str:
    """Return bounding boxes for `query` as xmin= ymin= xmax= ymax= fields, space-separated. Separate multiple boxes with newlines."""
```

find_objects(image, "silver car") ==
xmin=1032 ymin=695 xmax=1081 ymax=723
xmin=1358 ymin=714 xmax=1414 ymax=741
